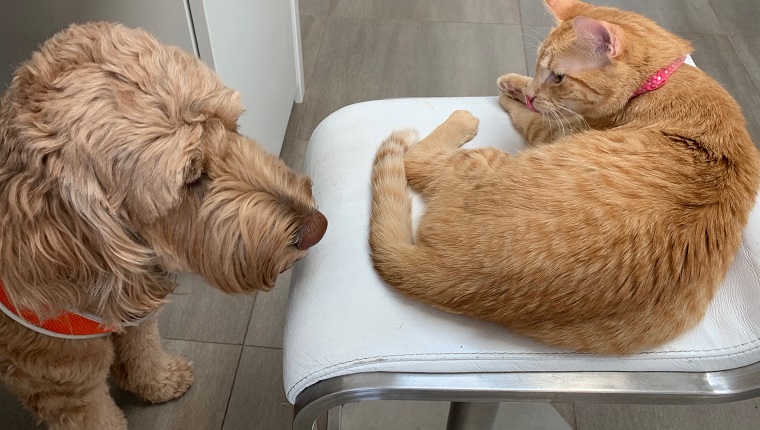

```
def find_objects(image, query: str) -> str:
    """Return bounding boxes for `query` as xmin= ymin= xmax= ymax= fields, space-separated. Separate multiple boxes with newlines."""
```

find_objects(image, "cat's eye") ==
xmin=549 ymin=71 xmax=565 ymax=84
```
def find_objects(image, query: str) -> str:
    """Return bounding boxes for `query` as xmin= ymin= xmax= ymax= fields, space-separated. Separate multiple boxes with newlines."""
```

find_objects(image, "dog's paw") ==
xmin=143 ymin=355 xmax=194 ymax=404
xmin=114 ymin=355 xmax=194 ymax=404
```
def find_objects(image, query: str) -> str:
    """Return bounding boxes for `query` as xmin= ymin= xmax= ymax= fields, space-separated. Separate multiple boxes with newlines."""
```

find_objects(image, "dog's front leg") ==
xmin=111 ymin=316 xmax=194 ymax=404
xmin=0 ymin=334 xmax=127 ymax=430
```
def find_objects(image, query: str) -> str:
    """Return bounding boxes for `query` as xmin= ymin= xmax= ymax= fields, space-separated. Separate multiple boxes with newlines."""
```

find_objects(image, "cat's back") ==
xmin=423 ymin=67 xmax=760 ymax=299
xmin=626 ymin=64 xmax=758 ymax=166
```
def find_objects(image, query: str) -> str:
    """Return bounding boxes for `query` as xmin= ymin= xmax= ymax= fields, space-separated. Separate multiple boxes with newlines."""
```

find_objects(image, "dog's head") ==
xmin=158 ymin=121 xmax=328 ymax=293
xmin=0 ymin=22 xmax=326 ymax=309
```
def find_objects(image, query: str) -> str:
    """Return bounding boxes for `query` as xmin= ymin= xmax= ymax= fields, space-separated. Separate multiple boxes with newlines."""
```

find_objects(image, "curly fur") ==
xmin=0 ymin=22 xmax=326 ymax=429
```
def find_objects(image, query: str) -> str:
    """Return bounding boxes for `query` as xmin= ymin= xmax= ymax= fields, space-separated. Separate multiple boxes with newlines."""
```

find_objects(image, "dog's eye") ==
xmin=548 ymin=71 xmax=565 ymax=84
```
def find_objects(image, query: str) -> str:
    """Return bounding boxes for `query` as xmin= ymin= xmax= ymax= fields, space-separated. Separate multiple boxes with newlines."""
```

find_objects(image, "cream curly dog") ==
xmin=0 ymin=22 xmax=327 ymax=429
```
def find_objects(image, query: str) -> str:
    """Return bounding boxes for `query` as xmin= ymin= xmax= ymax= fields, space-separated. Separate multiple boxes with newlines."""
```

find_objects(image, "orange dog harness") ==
xmin=0 ymin=278 xmax=119 ymax=339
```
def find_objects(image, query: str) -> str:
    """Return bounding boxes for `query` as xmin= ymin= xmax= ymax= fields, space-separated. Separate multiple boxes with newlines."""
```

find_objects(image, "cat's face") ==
xmin=523 ymin=0 xmax=692 ymax=121
xmin=525 ymin=16 xmax=632 ymax=121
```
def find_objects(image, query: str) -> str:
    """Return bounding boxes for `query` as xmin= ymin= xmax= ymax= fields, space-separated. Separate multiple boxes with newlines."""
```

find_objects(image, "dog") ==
xmin=0 ymin=22 xmax=327 ymax=429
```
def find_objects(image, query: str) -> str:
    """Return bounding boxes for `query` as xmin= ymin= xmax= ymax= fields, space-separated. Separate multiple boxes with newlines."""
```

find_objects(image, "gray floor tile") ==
xmin=709 ymin=0 xmax=760 ymax=35
xmin=522 ymin=26 xmax=552 ymax=77
xmin=331 ymin=0 xmax=521 ymax=24
xmin=337 ymin=401 xmax=573 ymax=430
xmin=518 ymin=0 xmax=557 ymax=27
xmin=222 ymin=347 xmax=292 ymax=430
xmin=286 ymin=15 xmax=327 ymax=143
xmin=280 ymin=139 xmax=311 ymax=172
xmin=520 ymin=0 xmax=724 ymax=34
xmin=0 ymin=384 xmax=44 ymax=429
xmin=553 ymin=403 xmax=576 ymax=429
xmin=684 ymin=33 xmax=760 ymax=146
xmin=340 ymin=401 xmax=450 ymax=430
xmin=284 ymin=104 xmax=304 ymax=145
xmin=574 ymin=399 xmax=760 ymax=430
xmin=159 ymin=273 xmax=256 ymax=345
xmin=300 ymin=0 xmax=332 ymax=17
xmin=114 ymin=339 xmax=242 ymax=430
xmin=295 ymin=17 xmax=526 ymax=140
xmin=496 ymin=403 xmax=573 ymax=430
xmin=245 ymin=270 xmax=291 ymax=348
xmin=730 ymin=34 xmax=760 ymax=96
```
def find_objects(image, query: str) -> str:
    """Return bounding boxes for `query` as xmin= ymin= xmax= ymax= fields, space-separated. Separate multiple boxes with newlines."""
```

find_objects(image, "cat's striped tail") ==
xmin=369 ymin=129 xmax=421 ymax=286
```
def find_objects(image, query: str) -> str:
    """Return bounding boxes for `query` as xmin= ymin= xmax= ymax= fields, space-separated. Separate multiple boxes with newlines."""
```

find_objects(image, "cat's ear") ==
xmin=544 ymin=0 xmax=584 ymax=21
xmin=572 ymin=16 xmax=624 ymax=58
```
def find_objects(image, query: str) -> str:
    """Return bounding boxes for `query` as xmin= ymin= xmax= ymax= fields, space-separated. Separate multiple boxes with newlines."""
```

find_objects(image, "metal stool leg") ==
xmin=446 ymin=402 xmax=500 ymax=430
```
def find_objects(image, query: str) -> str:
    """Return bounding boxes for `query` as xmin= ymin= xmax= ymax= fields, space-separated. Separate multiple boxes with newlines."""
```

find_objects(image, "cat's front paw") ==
xmin=498 ymin=73 xmax=529 ymax=102
xmin=447 ymin=110 xmax=479 ymax=144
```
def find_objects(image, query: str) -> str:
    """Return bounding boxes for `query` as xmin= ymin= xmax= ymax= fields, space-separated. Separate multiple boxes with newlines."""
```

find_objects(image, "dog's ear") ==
xmin=121 ymin=124 xmax=208 ymax=224
xmin=58 ymin=119 xmax=210 ymax=227
xmin=103 ymin=86 xmax=241 ymax=225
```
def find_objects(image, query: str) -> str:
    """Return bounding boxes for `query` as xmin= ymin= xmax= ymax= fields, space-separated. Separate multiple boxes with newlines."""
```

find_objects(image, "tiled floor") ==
xmin=3 ymin=0 xmax=760 ymax=429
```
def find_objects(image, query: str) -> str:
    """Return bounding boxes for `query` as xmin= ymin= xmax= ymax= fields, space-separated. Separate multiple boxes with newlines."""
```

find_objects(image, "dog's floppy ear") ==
xmin=95 ymin=68 xmax=241 ymax=225
xmin=120 ymin=124 xmax=208 ymax=224
xmin=115 ymin=59 xmax=242 ymax=223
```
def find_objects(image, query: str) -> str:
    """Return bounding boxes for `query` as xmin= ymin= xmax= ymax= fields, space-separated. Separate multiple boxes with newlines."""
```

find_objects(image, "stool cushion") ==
xmin=283 ymin=95 xmax=760 ymax=403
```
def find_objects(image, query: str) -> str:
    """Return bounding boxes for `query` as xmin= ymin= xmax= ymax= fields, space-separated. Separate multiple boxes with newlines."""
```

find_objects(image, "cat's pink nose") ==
xmin=525 ymin=95 xmax=538 ymax=112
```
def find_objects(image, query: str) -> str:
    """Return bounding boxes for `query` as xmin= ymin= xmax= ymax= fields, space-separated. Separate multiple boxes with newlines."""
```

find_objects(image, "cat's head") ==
xmin=518 ymin=0 xmax=692 ymax=120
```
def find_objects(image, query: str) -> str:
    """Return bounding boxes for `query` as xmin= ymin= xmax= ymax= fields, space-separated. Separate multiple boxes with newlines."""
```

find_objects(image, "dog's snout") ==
xmin=296 ymin=211 xmax=328 ymax=250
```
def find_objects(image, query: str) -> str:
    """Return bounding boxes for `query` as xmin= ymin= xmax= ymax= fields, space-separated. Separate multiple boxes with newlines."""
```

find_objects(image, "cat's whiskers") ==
xmin=561 ymin=109 xmax=575 ymax=135
xmin=555 ymin=106 xmax=580 ymax=136
xmin=548 ymin=107 xmax=567 ymax=136
xmin=524 ymin=41 xmax=542 ymax=51
xmin=557 ymin=104 xmax=589 ymax=132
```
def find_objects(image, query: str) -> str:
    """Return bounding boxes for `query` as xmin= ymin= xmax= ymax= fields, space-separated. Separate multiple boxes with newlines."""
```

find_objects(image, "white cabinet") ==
xmin=0 ymin=0 xmax=303 ymax=156
xmin=190 ymin=0 xmax=303 ymax=155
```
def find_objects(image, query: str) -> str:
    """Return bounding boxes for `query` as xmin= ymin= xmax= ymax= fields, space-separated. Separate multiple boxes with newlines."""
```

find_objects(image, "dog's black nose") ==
xmin=296 ymin=211 xmax=328 ymax=250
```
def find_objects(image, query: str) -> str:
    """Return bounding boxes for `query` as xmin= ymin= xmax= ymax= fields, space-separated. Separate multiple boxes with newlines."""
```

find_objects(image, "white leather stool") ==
xmin=283 ymin=80 xmax=760 ymax=429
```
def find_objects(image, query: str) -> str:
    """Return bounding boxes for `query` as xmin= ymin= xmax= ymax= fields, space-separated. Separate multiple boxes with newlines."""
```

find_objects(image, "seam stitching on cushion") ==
xmin=287 ymin=337 xmax=760 ymax=399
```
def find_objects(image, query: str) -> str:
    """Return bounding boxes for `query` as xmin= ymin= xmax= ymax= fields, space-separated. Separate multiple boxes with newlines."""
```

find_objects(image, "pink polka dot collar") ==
xmin=630 ymin=56 xmax=687 ymax=99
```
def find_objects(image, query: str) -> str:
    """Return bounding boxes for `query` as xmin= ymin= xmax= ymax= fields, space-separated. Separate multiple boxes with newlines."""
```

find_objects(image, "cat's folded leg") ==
xmin=449 ymin=147 xmax=511 ymax=172
xmin=405 ymin=110 xmax=479 ymax=194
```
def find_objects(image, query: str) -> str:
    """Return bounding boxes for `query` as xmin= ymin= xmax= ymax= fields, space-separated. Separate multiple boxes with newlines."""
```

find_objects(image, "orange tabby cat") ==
xmin=369 ymin=0 xmax=760 ymax=354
